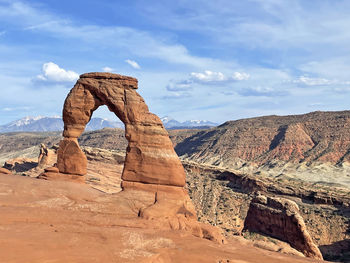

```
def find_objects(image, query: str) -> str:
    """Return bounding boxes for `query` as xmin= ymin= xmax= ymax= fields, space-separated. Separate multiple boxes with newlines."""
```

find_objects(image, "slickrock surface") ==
xmin=244 ymin=195 xmax=323 ymax=259
xmin=0 ymin=174 xmax=326 ymax=263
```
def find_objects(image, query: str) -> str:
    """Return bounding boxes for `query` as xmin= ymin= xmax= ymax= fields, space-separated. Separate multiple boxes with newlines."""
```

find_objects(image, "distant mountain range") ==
xmin=0 ymin=116 xmax=218 ymax=132
xmin=0 ymin=116 xmax=124 ymax=133
xmin=160 ymin=116 xmax=218 ymax=129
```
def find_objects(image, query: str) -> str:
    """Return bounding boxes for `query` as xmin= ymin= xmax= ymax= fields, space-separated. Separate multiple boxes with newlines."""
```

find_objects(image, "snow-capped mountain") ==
xmin=0 ymin=115 xmax=217 ymax=133
xmin=0 ymin=116 xmax=123 ymax=133
xmin=160 ymin=116 xmax=218 ymax=129
xmin=160 ymin=116 xmax=181 ymax=128
xmin=181 ymin=119 xmax=218 ymax=127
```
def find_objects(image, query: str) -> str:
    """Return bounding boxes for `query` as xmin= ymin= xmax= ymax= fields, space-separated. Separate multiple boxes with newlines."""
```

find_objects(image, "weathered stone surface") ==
xmin=58 ymin=72 xmax=186 ymax=187
xmin=38 ymin=172 xmax=85 ymax=183
xmin=0 ymin=167 xmax=12 ymax=174
xmin=57 ymin=138 xmax=87 ymax=176
xmin=44 ymin=166 xmax=59 ymax=173
xmin=244 ymin=195 xmax=323 ymax=259
xmin=120 ymin=181 xmax=226 ymax=244
xmin=37 ymin=144 xmax=56 ymax=168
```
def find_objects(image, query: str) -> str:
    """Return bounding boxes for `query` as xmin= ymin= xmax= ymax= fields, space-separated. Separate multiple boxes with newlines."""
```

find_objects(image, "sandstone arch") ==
xmin=56 ymin=72 xmax=186 ymax=187
xmin=40 ymin=72 xmax=225 ymax=244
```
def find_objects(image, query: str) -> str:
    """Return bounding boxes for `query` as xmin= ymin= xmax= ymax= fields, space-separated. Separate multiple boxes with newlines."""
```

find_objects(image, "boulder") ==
xmin=244 ymin=195 xmax=323 ymax=259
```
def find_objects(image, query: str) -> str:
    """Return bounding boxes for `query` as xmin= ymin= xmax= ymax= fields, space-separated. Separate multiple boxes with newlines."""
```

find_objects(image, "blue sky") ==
xmin=1 ymin=0 xmax=350 ymax=125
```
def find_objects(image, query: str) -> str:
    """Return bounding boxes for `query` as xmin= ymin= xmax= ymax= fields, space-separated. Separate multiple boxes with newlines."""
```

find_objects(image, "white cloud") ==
xmin=36 ymin=62 xmax=79 ymax=82
xmin=125 ymin=59 xmax=140 ymax=69
xmin=166 ymin=80 xmax=192 ymax=91
xmin=191 ymin=70 xmax=225 ymax=82
xmin=293 ymin=76 xmax=350 ymax=86
xmin=190 ymin=70 xmax=249 ymax=83
xmin=102 ymin=66 xmax=114 ymax=72
xmin=232 ymin=72 xmax=250 ymax=80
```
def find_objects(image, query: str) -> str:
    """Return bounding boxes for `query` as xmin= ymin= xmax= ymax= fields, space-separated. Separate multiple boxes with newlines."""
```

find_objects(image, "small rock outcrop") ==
xmin=244 ymin=195 xmax=323 ymax=259
xmin=37 ymin=144 xmax=56 ymax=168
xmin=4 ymin=158 xmax=37 ymax=173
xmin=0 ymin=167 xmax=12 ymax=175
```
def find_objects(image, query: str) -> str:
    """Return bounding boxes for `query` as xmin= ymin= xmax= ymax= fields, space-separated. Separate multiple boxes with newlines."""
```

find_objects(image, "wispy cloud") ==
xmin=292 ymin=76 xmax=350 ymax=86
xmin=166 ymin=80 xmax=192 ymax=92
xmin=2 ymin=106 xmax=32 ymax=112
xmin=125 ymin=59 xmax=140 ymax=69
xmin=237 ymin=86 xmax=288 ymax=97
xmin=0 ymin=1 xmax=224 ymax=69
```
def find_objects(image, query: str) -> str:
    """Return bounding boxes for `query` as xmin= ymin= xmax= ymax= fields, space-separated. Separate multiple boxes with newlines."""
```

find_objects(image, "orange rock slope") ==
xmin=0 ymin=174 xmax=326 ymax=263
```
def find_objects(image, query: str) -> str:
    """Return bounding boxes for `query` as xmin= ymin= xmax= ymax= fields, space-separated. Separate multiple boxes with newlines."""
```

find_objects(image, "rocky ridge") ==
xmin=175 ymin=110 xmax=350 ymax=165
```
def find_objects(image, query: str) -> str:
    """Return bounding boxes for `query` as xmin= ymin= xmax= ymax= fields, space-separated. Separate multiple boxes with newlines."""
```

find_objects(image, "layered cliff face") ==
xmin=175 ymin=111 xmax=350 ymax=166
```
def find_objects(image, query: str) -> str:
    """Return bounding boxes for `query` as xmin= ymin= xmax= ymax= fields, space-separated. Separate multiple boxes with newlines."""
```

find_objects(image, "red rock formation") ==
xmin=244 ymin=195 xmax=323 ymax=259
xmin=37 ymin=143 xmax=57 ymax=169
xmin=0 ymin=167 xmax=12 ymax=175
xmin=54 ymin=72 xmax=185 ymax=187
xmin=40 ymin=72 xmax=225 ymax=243
xmin=3 ymin=158 xmax=37 ymax=173
xmin=174 ymin=111 xmax=350 ymax=166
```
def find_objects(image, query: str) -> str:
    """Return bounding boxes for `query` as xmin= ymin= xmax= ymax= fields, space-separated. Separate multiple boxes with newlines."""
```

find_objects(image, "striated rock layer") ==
xmin=244 ymin=195 xmax=323 ymax=259
xmin=175 ymin=110 xmax=350 ymax=166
